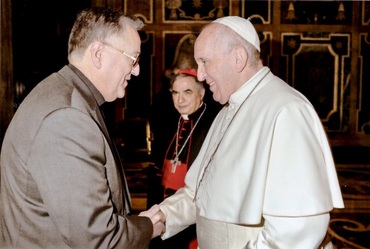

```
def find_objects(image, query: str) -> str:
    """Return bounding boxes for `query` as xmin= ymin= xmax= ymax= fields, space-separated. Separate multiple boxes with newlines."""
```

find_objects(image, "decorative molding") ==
xmin=243 ymin=0 xmax=272 ymax=24
xmin=281 ymin=33 xmax=351 ymax=132
xmin=162 ymin=31 xmax=195 ymax=70
xmin=280 ymin=1 xmax=352 ymax=25
xmin=358 ymin=33 xmax=370 ymax=134
xmin=123 ymin=31 xmax=155 ymax=118
xmin=124 ymin=0 xmax=153 ymax=23
xmin=162 ymin=0 xmax=229 ymax=23
xmin=259 ymin=31 xmax=273 ymax=68
xmin=362 ymin=1 xmax=370 ymax=25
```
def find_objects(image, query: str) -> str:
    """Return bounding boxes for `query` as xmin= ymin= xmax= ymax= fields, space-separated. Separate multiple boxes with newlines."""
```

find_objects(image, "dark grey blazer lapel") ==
xmin=96 ymin=107 xmax=132 ymax=214
xmin=58 ymin=66 xmax=131 ymax=214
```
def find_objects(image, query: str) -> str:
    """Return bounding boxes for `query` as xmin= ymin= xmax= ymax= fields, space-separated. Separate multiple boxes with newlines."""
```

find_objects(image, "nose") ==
xmin=177 ymin=93 xmax=185 ymax=103
xmin=197 ymin=65 xmax=206 ymax=81
xmin=131 ymin=64 xmax=140 ymax=76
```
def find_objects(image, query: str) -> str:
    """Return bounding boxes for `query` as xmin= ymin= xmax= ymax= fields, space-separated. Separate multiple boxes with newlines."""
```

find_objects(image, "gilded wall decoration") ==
xmin=363 ymin=1 xmax=370 ymax=25
xmin=280 ymin=1 xmax=352 ymax=25
xmin=163 ymin=0 xmax=229 ymax=22
xmin=243 ymin=0 xmax=272 ymax=24
xmin=281 ymin=33 xmax=351 ymax=132
xmin=171 ymin=34 xmax=198 ymax=70
xmin=259 ymin=32 xmax=273 ymax=68
xmin=123 ymin=31 xmax=155 ymax=118
xmin=358 ymin=33 xmax=370 ymax=134
xmin=6 ymin=0 xmax=370 ymax=148
xmin=124 ymin=0 xmax=153 ymax=23
xmin=163 ymin=32 xmax=196 ymax=70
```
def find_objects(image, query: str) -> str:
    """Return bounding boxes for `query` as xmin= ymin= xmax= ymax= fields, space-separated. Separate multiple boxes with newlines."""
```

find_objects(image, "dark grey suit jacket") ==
xmin=0 ymin=65 xmax=152 ymax=248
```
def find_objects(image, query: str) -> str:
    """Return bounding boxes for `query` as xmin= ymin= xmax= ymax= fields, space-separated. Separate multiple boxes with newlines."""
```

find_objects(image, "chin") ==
xmin=117 ymin=90 xmax=126 ymax=98
xmin=212 ymin=94 xmax=220 ymax=102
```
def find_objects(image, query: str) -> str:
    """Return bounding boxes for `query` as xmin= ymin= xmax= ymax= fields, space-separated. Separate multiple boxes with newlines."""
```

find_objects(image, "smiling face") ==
xmin=194 ymin=24 xmax=238 ymax=105
xmin=170 ymin=75 xmax=205 ymax=115
xmin=100 ymin=26 xmax=141 ymax=102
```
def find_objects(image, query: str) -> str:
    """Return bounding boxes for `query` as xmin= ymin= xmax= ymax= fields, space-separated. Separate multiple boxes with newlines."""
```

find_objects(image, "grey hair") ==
xmin=68 ymin=7 xmax=144 ymax=60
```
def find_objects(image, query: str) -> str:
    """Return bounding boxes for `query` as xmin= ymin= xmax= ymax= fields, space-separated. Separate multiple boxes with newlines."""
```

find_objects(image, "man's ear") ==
xmin=234 ymin=46 xmax=248 ymax=72
xmin=90 ymin=41 xmax=104 ymax=69
xmin=200 ymin=87 xmax=206 ymax=99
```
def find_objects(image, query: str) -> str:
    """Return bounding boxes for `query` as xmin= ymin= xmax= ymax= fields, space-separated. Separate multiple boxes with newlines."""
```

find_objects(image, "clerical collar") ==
xmin=181 ymin=103 xmax=205 ymax=121
xmin=229 ymin=67 xmax=270 ymax=106
xmin=68 ymin=63 xmax=105 ymax=107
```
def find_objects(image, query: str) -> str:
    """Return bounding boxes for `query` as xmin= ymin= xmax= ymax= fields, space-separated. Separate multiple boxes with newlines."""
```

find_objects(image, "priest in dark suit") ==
xmin=0 ymin=7 xmax=163 ymax=248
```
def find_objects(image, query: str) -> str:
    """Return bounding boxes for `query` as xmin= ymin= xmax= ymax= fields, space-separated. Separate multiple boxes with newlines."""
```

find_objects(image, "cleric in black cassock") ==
xmin=151 ymin=68 xmax=220 ymax=249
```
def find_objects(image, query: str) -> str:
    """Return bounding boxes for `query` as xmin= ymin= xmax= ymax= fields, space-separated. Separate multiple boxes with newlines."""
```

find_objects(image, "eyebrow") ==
xmin=171 ymin=88 xmax=194 ymax=93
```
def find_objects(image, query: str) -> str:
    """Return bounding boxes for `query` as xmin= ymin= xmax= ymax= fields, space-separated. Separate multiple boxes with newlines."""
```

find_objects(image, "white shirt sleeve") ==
xmin=245 ymin=213 xmax=330 ymax=249
xmin=159 ymin=186 xmax=197 ymax=239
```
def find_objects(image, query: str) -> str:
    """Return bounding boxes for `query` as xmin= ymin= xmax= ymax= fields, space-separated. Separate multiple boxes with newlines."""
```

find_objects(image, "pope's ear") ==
xmin=234 ymin=46 xmax=248 ymax=72
xmin=90 ymin=41 xmax=104 ymax=69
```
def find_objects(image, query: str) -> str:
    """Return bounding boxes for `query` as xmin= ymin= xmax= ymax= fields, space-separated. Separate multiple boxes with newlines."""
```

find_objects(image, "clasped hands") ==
xmin=139 ymin=204 xmax=166 ymax=239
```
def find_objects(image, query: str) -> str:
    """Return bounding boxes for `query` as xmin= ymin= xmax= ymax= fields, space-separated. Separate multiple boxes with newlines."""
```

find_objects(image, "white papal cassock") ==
xmin=159 ymin=67 xmax=344 ymax=249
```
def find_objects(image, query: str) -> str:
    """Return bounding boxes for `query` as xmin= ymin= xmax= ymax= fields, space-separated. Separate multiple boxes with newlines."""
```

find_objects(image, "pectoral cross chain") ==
xmin=170 ymin=157 xmax=181 ymax=173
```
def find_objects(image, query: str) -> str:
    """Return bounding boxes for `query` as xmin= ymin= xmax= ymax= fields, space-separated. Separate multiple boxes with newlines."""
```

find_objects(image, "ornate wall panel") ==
xmin=358 ymin=33 xmax=370 ymax=134
xmin=280 ymin=1 xmax=352 ymax=25
xmin=3 ymin=0 xmax=370 ymax=147
xmin=259 ymin=32 xmax=273 ymax=68
xmin=163 ymin=32 xmax=197 ymax=70
xmin=242 ymin=0 xmax=272 ymax=24
xmin=124 ymin=0 xmax=153 ymax=23
xmin=362 ymin=1 xmax=370 ymax=25
xmin=163 ymin=0 xmax=230 ymax=22
xmin=281 ymin=33 xmax=351 ymax=132
xmin=122 ymin=31 xmax=155 ymax=119
xmin=0 ymin=0 xmax=14 ymax=145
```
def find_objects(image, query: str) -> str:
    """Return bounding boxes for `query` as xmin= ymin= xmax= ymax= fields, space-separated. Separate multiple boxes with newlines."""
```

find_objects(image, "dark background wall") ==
xmin=1 ymin=0 xmax=370 ymax=158
xmin=11 ymin=0 xmax=91 ymax=106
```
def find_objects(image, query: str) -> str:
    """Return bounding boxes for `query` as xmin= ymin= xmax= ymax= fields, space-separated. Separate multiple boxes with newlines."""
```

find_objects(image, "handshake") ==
xmin=139 ymin=204 xmax=166 ymax=238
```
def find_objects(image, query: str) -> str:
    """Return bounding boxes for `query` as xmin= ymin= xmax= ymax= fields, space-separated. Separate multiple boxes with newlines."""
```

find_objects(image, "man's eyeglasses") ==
xmin=103 ymin=43 xmax=140 ymax=67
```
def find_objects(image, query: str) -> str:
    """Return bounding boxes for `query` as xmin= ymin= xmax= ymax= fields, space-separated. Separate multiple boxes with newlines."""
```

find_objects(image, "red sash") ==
xmin=162 ymin=159 xmax=187 ymax=191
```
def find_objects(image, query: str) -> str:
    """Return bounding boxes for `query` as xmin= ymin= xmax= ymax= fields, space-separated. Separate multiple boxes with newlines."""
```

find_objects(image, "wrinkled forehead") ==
xmin=195 ymin=24 xmax=223 ymax=54
xmin=196 ymin=24 xmax=217 ymax=44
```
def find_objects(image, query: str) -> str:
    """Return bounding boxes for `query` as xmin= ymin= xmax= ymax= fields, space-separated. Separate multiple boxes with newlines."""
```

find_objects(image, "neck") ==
xmin=181 ymin=102 xmax=205 ymax=120
xmin=238 ymin=62 xmax=264 ymax=89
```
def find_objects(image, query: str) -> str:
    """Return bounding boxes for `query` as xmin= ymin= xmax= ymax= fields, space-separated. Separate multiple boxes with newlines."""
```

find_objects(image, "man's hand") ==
xmin=139 ymin=204 xmax=166 ymax=238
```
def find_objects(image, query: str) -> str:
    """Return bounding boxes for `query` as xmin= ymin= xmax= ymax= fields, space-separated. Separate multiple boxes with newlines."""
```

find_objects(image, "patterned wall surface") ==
xmin=6 ymin=1 xmax=370 ymax=146
xmin=163 ymin=0 xmax=230 ymax=22
xmin=281 ymin=33 xmax=351 ymax=132
xmin=359 ymin=33 xmax=370 ymax=134
xmin=280 ymin=1 xmax=352 ymax=25
xmin=119 ymin=0 xmax=369 ymax=145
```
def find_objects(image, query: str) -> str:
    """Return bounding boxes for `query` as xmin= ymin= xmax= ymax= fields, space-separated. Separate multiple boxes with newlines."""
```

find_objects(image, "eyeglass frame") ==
xmin=103 ymin=43 xmax=140 ymax=67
